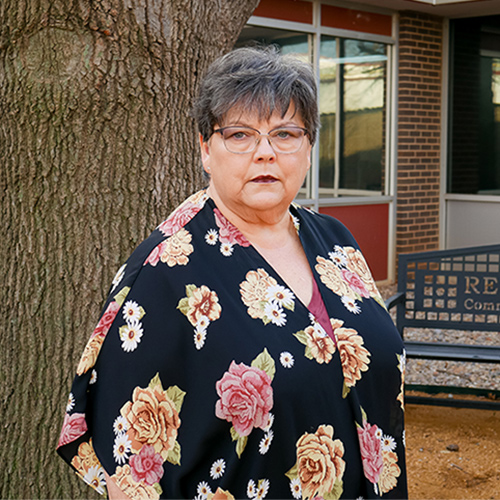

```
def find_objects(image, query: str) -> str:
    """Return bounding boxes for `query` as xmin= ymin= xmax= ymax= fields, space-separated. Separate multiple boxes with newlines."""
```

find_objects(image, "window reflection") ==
xmin=449 ymin=16 xmax=500 ymax=195
xmin=320 ymin=37 xmax=387 ymax=198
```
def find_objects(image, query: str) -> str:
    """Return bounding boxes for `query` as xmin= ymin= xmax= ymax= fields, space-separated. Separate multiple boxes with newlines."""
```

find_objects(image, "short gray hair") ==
xmin=192 ymin=46 xmax=319 ymax=145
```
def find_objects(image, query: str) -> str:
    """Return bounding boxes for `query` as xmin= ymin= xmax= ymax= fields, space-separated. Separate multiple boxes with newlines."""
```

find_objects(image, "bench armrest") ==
xmin=385 ymin=291 xmax=406 ymax=310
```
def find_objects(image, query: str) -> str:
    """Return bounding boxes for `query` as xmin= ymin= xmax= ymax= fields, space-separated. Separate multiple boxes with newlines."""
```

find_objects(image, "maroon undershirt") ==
xmin=308 ymin=278 xmax=336 ymax=344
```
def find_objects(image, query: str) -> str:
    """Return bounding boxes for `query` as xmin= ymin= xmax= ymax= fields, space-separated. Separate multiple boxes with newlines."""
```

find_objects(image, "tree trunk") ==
xmin=0 ymin=0 xmax=259 ymax=497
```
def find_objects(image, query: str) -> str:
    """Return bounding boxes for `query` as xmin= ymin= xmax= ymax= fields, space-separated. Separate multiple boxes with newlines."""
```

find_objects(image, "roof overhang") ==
xmin=353 ymin=0 xmax=500 ymax=18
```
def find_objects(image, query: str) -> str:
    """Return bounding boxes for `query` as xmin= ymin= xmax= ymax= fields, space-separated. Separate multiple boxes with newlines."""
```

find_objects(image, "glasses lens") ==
xmin=218 ymin=126 xmax=307 ymax=154
xmin=269 ymin=128 xmax=305 ymax=153
xmin=220 ymin=127 xmax=257 ymax=153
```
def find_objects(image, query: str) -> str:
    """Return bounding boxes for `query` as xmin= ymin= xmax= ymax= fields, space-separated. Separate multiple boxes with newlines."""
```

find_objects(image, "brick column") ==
xmin=396 ymin=12 xmax=444 ymax=256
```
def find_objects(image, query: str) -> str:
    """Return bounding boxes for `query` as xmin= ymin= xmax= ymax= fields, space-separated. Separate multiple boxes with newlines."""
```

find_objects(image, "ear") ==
xmin=305 ymin=141 xmax=312 ymax=171
xmin=199 ymin=133 xmax=211 ymax=173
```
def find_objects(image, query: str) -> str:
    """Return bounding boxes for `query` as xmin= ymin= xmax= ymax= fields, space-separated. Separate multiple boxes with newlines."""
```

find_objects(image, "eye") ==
xmin=272 ymin=128 xmax=301 ymax=140
xmin=223 ymin=128 xmax=253 ymax=140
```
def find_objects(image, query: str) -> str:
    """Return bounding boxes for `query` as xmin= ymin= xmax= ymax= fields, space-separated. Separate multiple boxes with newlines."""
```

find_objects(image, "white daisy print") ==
xmin=113 ymin=415 xmax=128 ymax=435
xmin=89 ymin=369 xmax=97 ymax=384
xmin=263 ymin=412 xmax=274 ymax=432
xmin=312 ymin=320 xmax=328 ymax=338
xmin=196 ymin=315 xmax=210 ymax=333
xmin=122 ymin=300 xmax=144 ymax=324
xmin=66 ymin=393 xmax=75 ymax=413
xmin=119 ymin=322 xmax=144 ymax=352
xmin=328 ymin=248 xmax=347 ymax=267
xmin=280 ymin=351 xmax=294 ymax=368
xmin=111 ymin=264 xmax=126 ymax=292
xmin=264 ymin=301 xmax=286 ymax=327
xmin=291 ymin=214 xmax=300 ymax=231
xmin=247 ymin=479 xmax=257 ymax=498
xmin=259 ymin=430 xmax=274 ymax=454
xmin=289 ymin=478 xmax=302 ymax=499
xmin=197 ymin=481 xmax=212 ymax=499
xmin=220 ymin=242 xmax=234 ymax=257
xmin=381 ymin=434 xmax=397 ymax=452
xmin=342 ymin=295 xmax=361 ymax=314
xmin=205 ymin=229 xmax=218 ymax=245
xmin=375 ymin=427 xmax=383 ymax=440
xmin=113 ymin=433 xmax=131 ymax=464
xmin=265 ymin=285 xmax=295 ymax=309
xmin=256 ymin=479 xmax=270 ymax=499
xmin=83 ymin=465 xmax=106 ymax=495
xmin=210 ymin=458 xmax=225 ymax=479
xmin=194 ymin=328 xmax=207 ymax=350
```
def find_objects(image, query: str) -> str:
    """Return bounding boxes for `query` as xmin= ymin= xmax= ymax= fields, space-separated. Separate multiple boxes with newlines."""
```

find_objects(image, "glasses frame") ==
xmin=212 ymin=125 xmax=310 ymax=155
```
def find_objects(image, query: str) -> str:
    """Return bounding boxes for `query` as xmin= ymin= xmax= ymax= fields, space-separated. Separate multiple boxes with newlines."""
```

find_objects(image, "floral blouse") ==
xmin=57 ymin=190 xmax=408 ymax=499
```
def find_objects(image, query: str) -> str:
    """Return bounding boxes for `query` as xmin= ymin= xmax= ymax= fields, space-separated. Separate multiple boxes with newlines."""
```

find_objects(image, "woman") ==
xmin=57 ymin=46 xmax=408 ymax=499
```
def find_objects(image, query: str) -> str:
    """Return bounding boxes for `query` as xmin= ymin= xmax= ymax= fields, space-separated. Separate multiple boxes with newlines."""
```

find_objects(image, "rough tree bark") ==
xmin=0 ymin=0 xmax=260 ymax=497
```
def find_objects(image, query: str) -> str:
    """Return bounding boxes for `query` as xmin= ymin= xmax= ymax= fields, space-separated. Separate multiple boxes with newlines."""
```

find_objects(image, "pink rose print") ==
xmin=215 ymin=361 xmax=273 ymax=437
xmin=58 ymin=412 xmax=88 ymax=447
xmin=214 ymin=209 xmax=251 ymax=247
xmin=158 ymin=201 xmax=201 ymax=237
xmin=341 ymin=269 xmax=370 ymax=298
xmin=130 ymin=445 xmax=164 ymax=486
xmin=357 ymin=420 xmax=384 ymax=484
xmin=92 ymin=301 xmax=121 ymax=338
xmin=144 ymin=240 xmax=168 ymax=267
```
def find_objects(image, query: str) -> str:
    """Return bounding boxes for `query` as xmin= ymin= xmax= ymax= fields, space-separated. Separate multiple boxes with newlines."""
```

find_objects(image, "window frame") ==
xmin=246 ymin=0 xmax=397 ymax=211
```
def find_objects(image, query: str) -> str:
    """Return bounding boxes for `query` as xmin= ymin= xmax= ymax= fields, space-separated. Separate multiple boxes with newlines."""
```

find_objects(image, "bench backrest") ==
xmin=396 ymin=244 xmax=500 ymax=334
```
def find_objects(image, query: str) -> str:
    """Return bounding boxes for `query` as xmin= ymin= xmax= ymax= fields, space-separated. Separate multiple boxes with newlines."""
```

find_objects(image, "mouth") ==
xmin=251 ymin=175 xmax=278 ymax=183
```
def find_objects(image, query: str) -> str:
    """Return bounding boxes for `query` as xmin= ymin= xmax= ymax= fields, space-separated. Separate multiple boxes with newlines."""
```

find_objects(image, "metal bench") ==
xmin=385 ymin=244 xmax=500 ymax=409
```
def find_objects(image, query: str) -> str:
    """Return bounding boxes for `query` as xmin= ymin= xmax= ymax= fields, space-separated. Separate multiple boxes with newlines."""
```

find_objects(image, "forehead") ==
xmin=221 ymin=102 xmax=304 ymax=128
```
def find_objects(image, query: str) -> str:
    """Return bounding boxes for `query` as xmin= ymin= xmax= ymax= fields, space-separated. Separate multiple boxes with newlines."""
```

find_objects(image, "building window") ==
xmin=235 ymin=1 xmax=393 ymax=205
xmin=449 ymin=15 xmax=500 ymax=195
xmin=319 ymin=37 xmax=388 ymax=198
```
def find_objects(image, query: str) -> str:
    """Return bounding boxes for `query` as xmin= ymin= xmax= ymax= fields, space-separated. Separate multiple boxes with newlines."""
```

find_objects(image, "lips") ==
xmin=251 ymin=175 xmax=278 ymax=183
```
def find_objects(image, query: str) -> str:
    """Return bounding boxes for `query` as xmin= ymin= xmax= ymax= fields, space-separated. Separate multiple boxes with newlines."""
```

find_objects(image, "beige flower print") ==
xmin=303 ymin=325 xmax=336 ymax=364
xmin=378 ymin=450 xmax=402 ymax=494
xmin=160 ymin=228 xmax=193 ymax=267
xmin=186 ymin=285 xmax=222 ymax=326
xmin=288 ymin=424 xmax=345 ymax=500
xmin=333 ymin=319 xmax=371 ymax=389
xmin=111 ymin=464 xmax=160 ymax=500
xmin=344 ymin=246 xmax=382 ymax=300
xmin=315 ymin=257 xmax=356 ymax=301
xmin=240 ymin=269 xmax=279 ymax=320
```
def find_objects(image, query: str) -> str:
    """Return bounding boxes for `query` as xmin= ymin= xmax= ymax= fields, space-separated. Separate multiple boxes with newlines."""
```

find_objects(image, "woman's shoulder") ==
xmin=104 ymin=190 xmax=210 ymax=298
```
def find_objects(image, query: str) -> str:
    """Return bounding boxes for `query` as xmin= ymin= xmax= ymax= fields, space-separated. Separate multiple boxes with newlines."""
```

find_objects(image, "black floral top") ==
xmin=57 ymin=190 xmax=408 ymax=499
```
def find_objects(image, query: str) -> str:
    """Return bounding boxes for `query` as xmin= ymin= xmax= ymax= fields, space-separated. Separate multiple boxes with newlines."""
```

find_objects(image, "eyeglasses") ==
xmin=212 ymin=125 xmax=309 ymax=154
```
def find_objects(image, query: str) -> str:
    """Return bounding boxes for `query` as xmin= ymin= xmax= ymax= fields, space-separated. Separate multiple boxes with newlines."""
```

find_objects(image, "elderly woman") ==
xmin=57 ymin=47 xmax=408 ymax=499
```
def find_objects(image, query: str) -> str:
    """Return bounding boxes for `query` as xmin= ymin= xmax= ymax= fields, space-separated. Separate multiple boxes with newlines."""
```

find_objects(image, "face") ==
xmin=199 ymin=105 xmax=312 ymax=223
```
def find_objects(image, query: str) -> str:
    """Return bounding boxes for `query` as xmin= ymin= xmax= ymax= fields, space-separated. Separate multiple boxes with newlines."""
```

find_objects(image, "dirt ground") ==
xmin=405 ymin=395 xmax=500 ymax=499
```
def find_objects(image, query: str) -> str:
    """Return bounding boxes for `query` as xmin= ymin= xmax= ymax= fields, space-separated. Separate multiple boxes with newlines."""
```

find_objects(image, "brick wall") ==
xmin=396 ymin=12 xmax=444 ymax=255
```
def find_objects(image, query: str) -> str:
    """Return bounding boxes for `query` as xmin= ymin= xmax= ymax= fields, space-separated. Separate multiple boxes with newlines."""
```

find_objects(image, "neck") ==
xmin=207 ymin=186 xmax=295 ymax=248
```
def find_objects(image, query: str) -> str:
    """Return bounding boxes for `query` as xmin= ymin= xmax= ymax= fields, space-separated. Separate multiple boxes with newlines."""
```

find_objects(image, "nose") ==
xmin=253 ymin=134 xmax=276 ymax=162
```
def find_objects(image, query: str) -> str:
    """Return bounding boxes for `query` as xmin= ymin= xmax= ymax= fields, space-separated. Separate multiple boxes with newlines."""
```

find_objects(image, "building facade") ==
xmin=237 ymin=0 xmax=500 ymax=282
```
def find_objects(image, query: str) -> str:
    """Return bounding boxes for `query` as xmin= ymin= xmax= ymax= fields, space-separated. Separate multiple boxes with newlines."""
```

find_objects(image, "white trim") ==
xmin=387 ymin=12 xmax=400 ymax=283
xmin=248 ymin=16 xmax=317 ymax=33
xmin=440 ymin=18 xmax=450 ymax=250
xmin=320 ymin=26 xmax=394 ymax=44
xmin=316 ymin=195 xmax=393 ymax=206
xmin=310 ymin=2 xmax=322 ymax=212
xmin=445 ymin=193 xmax=500 ymax=203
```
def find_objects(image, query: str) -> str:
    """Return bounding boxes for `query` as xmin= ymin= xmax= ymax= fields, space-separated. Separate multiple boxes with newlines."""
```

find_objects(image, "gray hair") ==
xmin=192 ymin=46 xmax=319 ymax=145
